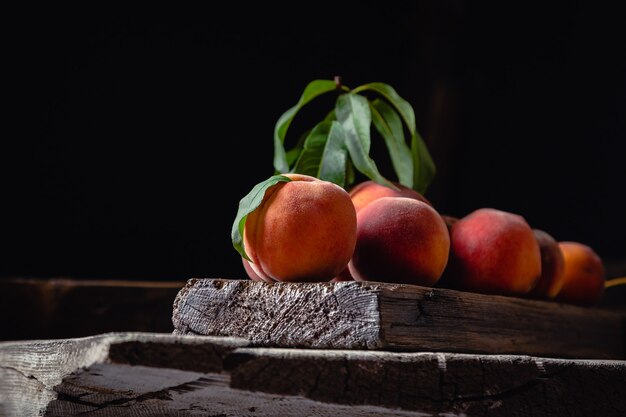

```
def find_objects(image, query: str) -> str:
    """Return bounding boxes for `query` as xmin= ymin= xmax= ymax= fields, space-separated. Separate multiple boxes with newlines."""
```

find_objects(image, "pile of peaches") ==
xmin=239 ymin=174 xmax=605 ymax=307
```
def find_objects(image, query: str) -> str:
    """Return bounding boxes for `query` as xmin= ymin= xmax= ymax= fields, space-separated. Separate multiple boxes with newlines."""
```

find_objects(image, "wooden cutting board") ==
xmin=172 ymin=278 xmax=626 ymax=360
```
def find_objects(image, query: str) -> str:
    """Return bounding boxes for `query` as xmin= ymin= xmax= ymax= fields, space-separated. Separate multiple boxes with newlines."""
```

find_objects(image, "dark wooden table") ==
xmin=1 ymin=331 xmax=626 ymax=416
xmin=1 ymin=277 xmax=625 ymax=416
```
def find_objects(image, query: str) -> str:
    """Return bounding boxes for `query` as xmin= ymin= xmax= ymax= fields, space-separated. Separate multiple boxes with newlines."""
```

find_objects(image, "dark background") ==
xmin=3 ymin=2 xmax=625 ymax=305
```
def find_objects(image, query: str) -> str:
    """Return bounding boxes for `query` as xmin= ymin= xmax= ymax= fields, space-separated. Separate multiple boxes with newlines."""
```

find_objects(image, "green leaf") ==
xmin=323 ymin=109 xmax=336 ymax=121
xmin=285 ymin=129 xmax=310 ymax=168
xmin=292 ymin=121 xmax=348 ymax=188
xmin=274 ymin=80 xmax=338 ymax=173
xmin=353 ymin=82 xmax=436 ymax=193
xmin=335 ymin=93 xmax=394 ymax=188
xmin=353 ymin=82 xmax=416 ymax=135
xmin=411 ymin=132 xmax=436 ymax=194
xmin=370 ymin=99 xmax=413 ymax=188
xmin=346 ymin=158 xmax=356 ymax=187
xmin=231 ymin=175 xmax=292 ymax=261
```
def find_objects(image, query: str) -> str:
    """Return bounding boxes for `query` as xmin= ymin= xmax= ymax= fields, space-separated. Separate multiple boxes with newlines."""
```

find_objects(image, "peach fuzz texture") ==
xmin=243 ymin=173 xmax=357 ymax=282
xmin=348 ymin=180 xmax=431 ymax=213
xmin=348 ymin=197 xmax=450 ymax=286
xmin=447 ymin=208 xmax=541 ymax=295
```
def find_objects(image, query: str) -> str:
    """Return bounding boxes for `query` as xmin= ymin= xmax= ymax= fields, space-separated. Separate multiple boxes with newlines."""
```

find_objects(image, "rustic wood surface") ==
xmin=0 ymin=278 xmax=185 ymax=340
xmin=228 ymin=347 xmax=626 ymax=417
xmin=1 ymin=332 xmax=625 ymax=416
xmin=0 ymin=332 xmax=247 ymax=416
xmin=173 ymin=278 xmax=626 ymax=359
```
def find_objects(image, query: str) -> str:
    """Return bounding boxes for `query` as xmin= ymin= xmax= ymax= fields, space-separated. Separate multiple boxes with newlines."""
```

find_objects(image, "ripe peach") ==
xmin=348 ymin=180 xmax=431 ymax=213
xmin=243 ymin=173 xmax=357 ymax=282
xmin=348 ymin=197 xmax=450 ymax=286
xmin=446 ymin=208 xmax=541 ymax=296
xmin=528 ymin=229 xmax=566 ymax=299
xmin=555 ymin=241 xmax=605 ymax=306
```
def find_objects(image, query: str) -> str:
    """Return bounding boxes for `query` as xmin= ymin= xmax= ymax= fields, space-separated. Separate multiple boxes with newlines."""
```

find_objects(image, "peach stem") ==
xmin=605 ymin=277 xmax=626 ymax=288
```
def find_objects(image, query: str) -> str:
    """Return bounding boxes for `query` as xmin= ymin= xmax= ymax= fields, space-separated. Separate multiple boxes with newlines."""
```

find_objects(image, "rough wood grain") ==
xmin=227 ymin=347 xmax=626 ymax=417
xmin=1 ymin=332 xmax=625 ymax=416
xmin=46 ymin=363 xmax=426 ymax=417
xmin=172 ymin=278 xmax=382 ymax=349
xmin=0 ymin=332 xmax=247 ymax=417
xmin=172 ymin=278 xmax=626 ymax=359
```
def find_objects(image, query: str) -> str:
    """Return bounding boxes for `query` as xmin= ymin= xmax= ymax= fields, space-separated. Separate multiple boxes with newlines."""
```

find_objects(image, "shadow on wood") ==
xmin=1 ymin=332 xmax=625 ymax=416
xmin=0 ymin=278 xmax=186 ymax=341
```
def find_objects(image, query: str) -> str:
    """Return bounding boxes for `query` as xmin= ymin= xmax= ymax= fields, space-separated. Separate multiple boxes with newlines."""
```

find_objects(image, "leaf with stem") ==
xmin=274 ymin=80 xmax=343 ymax=173
xmin=353 ymin=82 xmax=435 ymax=193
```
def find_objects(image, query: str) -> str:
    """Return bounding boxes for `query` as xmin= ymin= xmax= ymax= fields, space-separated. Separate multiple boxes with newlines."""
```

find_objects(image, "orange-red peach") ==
xmin=555 ymin=241 xmax=605 ymax=306
xmin=348 ymin=180 xmax=431 ymax=213
xmin=528 ymin=229 xmax=566 ymax=299
xmin=348 ymin=197 xmax=450 ymax=286
xmin=446 ymin=208 xmax=541 ymax=296
xmin=243 ymin=173 xmax=357 ymax=282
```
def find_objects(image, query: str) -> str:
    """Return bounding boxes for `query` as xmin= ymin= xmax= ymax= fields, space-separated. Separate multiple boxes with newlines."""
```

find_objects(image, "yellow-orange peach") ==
xmin=555 ymin=241 xmax=605 ymax=306
xmin=348 ymin=197 xmax=450 ymax=286
xmin=446 ymin=208 xmax=541 ymax=296
xmin=528 ymin=229 xmax=566 ymax=299
xmin=348 ymin=180 xmax=431 ymax=213
xmin=243 ymin=173 xmax=357 ymax=282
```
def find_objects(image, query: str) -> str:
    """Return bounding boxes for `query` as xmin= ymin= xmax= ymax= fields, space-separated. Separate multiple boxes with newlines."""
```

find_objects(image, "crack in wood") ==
xmin=341 ymin=357 xmax=351 ymax=400
xmin=55 ymin=375 xmax=216 ymax=415
xmin=437 ymin=352 xmax=447 ymax=403
xmin=241 ymin=359 xmax=273 ymax=389
xmin=2 ymin=331 xmax=624 ymax=416
xmin=0 ymin=365 xmax=47 ymax=389
xmin=451 ymin=365 xmax=570 ymax=404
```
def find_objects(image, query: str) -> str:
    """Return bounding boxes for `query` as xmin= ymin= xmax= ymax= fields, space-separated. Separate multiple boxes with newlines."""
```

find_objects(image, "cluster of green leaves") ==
xmin=232 ymin=79 xmax=436 ymax=260
xmin=273 ymin=78 xmax=436 ymax=194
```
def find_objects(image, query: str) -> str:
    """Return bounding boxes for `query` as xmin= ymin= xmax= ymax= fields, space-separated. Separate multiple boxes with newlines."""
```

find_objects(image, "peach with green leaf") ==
xmin=232 ymin=173 xmax=357 ymax=282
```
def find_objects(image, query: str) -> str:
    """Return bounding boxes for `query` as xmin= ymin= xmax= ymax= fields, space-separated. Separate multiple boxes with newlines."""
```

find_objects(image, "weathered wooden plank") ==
xmin=0 ymin=332 xmax=247 ymax=417
xmin=1 ymin=332 xmax=625 ymax=416
xmin=172 ymin=277 xmax=382 ymax=348
xmin=227 ymin=347 xmax=626 ymax=417
xmin=46 ymin=363 xmax=426 ymax=417
xmin=0 ymin=278 xmax=185 ymax=340
xmin=172 ymin=278 xmax=626 ymax=359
